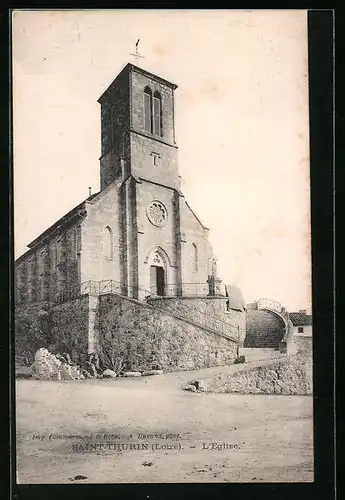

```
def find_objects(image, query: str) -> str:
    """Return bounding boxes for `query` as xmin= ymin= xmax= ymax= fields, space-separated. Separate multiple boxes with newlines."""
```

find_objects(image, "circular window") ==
xmin=147 ymin=200 xmax=168 ymax=227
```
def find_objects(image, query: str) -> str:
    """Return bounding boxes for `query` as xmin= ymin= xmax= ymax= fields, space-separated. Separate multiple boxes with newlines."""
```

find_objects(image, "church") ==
xmin=15 ymin=62 xmax=246 ymax=371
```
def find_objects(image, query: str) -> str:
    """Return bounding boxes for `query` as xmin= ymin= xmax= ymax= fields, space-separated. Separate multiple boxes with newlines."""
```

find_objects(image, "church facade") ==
xmin=15 ymin=63 xmax=213 ymax=303
xmin=15 ymin=63 xmax=246 ymax=371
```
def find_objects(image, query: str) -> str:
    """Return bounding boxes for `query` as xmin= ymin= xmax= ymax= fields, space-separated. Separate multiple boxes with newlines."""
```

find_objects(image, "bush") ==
xmin=97 ymin=337 xmax=126 ymax=375
xmin=15 ymin=302 xmax=53 ymax=366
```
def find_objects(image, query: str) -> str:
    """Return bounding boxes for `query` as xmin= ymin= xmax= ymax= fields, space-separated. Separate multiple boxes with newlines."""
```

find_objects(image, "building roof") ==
xmin=27 ymin=192 xmax=99 ymax=249
xmin=15 ymin=192 xmax=100 ymax=264
xmin=289 ymin=312 xmax=312 ymax=326
xmin=225 ymin=285 xmax=246 ymax=312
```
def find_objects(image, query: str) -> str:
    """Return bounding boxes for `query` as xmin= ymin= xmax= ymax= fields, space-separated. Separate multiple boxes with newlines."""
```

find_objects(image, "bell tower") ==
xmin=98 ymin=63 xmax=180 ymax=191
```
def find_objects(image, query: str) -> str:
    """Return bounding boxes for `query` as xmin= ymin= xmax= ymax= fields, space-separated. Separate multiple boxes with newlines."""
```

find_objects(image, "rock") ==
xmin=141 ymin=370 xmax=164 ymax=376
xmin=33 ymin=348 xmax=83 ymax=381
xmin=122 ymin=371 xmax=142 ymax=377
xmin=193 ymin=380 xmax=206 ymax=391
xmin=103 ymin=369 xmax=117 ymax=378
xmin=34 ymin=348 xmax=61 ymax=380
xmin=184 ymin=384 xmax=197 ymax=392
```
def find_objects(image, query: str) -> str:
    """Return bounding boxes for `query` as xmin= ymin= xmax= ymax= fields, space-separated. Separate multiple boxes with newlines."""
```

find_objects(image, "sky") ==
xmin=12 ymin=9 xmax=311 ymax=312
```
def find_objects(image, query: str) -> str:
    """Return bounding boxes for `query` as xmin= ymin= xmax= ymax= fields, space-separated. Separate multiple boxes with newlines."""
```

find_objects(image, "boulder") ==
xmin=122 ymin=371 xmax=142 ymax=377
xmin=33 ymin=348 xmax=83 ymax=380
xmin=141 ymin=370 xmax=164 ymax=376
xmin=183 ymin=384 xmax=197 ymax=392
xmin=34 ymin=348 xmax=61 ymax=380
xmin=103 ymin=369 xmax=117 ymax=378
xmin=193 ymin=380 xmax=206 ymax=392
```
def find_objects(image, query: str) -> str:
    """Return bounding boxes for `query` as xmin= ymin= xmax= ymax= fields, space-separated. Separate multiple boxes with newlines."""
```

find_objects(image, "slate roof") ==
xmin=289 ymin=312 xmax=312 ymax=326
xmin=225 ymin=285 xmax=246 ymax=312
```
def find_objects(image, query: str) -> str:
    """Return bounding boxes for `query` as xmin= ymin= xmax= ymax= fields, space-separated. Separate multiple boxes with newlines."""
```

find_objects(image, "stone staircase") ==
xmin=244 ymin=310 xmax=285 ymax=349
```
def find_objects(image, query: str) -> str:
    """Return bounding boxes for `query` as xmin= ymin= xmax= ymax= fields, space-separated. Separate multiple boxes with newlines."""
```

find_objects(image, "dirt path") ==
xmin=16 ymin=358 xmax=313 ymax=484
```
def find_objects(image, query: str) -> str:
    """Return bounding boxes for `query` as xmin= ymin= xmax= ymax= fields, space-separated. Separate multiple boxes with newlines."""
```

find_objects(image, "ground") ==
xmin=16 ymin=348 xmax=314 ymax=484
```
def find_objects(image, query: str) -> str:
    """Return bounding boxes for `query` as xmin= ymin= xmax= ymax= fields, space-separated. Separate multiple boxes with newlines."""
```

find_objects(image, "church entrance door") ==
xmin=150 ymin=265 xmax=166 ymax=296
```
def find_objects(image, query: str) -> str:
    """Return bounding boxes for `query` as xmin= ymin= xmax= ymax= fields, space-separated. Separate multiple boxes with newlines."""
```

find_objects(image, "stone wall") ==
xmin=146 ymin=296 xmax=244 ymax=342
xmin=15 ymin=221 xmax=83 ymax=306
xmin=80 ymin=183 xmax=122 ymax=285
xmin=131 ymin=69 xmax=176 ymax=146
xmin=50 ymin=295 xmax=90 ymax=364
xmin=99 ymin=67 xmax=130 ymax=189
xmin=16 ymin=293 xmax=239 ymax=372
xmin=205 ymin=354 xmax=313 ymax=395
xmin=94 ymin=294 xmax=238 ymax=372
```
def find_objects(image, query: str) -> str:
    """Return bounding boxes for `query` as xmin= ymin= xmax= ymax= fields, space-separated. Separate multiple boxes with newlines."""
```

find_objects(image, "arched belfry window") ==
xmin=103 ymin=226 xmax=114 ymax=260
xmin=143 ymin=87 xmax=152 ymax=133
xmin=153 ymin=91 xmax=162 ymax=136
xmin=192 ymin=243 xmax=198 ymax=272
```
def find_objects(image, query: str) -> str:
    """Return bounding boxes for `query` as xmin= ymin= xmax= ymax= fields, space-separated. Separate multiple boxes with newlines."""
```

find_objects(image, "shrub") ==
xmin=97 ymin=337 xmax=126 ymax=375
xmin=15 ymin=302 xmax=53 ymax=366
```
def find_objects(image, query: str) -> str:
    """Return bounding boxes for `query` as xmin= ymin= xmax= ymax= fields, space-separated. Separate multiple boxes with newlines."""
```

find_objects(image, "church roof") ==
xmin=225 ymin=285 xmax=246 ymax=312
xmin=185 ymin=201 xmax=209 ymax=231
xmin=15 ymin=192 xmax=100 ymax=262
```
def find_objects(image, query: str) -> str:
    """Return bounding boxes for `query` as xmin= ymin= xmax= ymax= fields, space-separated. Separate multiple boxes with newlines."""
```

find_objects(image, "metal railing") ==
xmin=255 ymin=297 xmax=293 ymax=343
xmin=256 ymin=298 xmax=285 ymax=313
xmin=55 ymin=280 xmax=229 ymax=304
xmin=55 ymin=280 xmax=151 ymax=304
xmin=151 ymin=282 xmax=227 ymax=297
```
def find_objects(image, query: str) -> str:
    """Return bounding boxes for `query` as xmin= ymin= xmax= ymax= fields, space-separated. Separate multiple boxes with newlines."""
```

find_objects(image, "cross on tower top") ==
xmin=130 ymin=38 xmax=144 ymax=64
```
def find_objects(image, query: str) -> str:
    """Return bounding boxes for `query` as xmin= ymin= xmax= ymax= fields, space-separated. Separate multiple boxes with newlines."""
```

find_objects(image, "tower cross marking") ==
xmin=130 ymin=39 xmax=144 ymax=64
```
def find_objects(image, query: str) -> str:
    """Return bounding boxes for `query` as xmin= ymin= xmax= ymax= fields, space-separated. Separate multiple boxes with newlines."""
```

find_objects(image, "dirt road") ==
xmin=16 ymin=360 xmax=313 ymax=484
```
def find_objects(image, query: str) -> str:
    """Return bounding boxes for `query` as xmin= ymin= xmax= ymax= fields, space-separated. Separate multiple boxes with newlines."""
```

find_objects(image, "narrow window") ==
xmin=111 ymin=106 xmax=116 ymax=143
xmin=76 ymin=225 xmax=82 ymax=253
xmin=151 ymin=152 xmax=160 ymax=167
xmin=39 ymin=250 xmax=46 ymax=299
xmin=50 ymin=242 xmax=57 ymax=272
xmin=143 ymin=87 xmax=152 ymax=133
xmin=298 ymin=327 xmax=304 ymax=333
xmin=103 ymin=226 xmax=114 ymax=260
xmin=192 ymin=243 xmax=198 ymax=272
xmin=153 ymin=91 xmax=162 ymax=136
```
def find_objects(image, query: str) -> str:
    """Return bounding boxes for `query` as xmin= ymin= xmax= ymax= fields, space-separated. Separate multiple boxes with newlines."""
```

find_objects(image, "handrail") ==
xmin=54 ymin=279 xmax=228 ymax=304
xmin=53 ymin=279 xmax=238 ymax=341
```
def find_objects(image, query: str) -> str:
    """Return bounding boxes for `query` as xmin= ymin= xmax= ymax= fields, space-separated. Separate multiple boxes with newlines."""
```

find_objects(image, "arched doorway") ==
xmin=148 ymin=250 xmax=167 ymax=296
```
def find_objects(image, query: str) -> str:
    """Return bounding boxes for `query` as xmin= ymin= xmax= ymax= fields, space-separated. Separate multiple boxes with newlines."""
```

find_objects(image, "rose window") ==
xmin=147 ymin=201 xmax=168 ymax=227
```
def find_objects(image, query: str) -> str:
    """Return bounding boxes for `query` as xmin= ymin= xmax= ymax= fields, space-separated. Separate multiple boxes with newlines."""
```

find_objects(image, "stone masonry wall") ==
xmin=50 ymin=295 xmax=90 ymax=364
xmin=205 ymin=354 xmax=313 ymax=395
xmin=15 ymin=221 xmax=82 ymax=306
xmin=95 ymin=294 xmax=237 ymax=372
xmin=80 ymin=183 xmax=122 ymax=285
xmin=146 ymin=296 xmax=244 ymax=342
